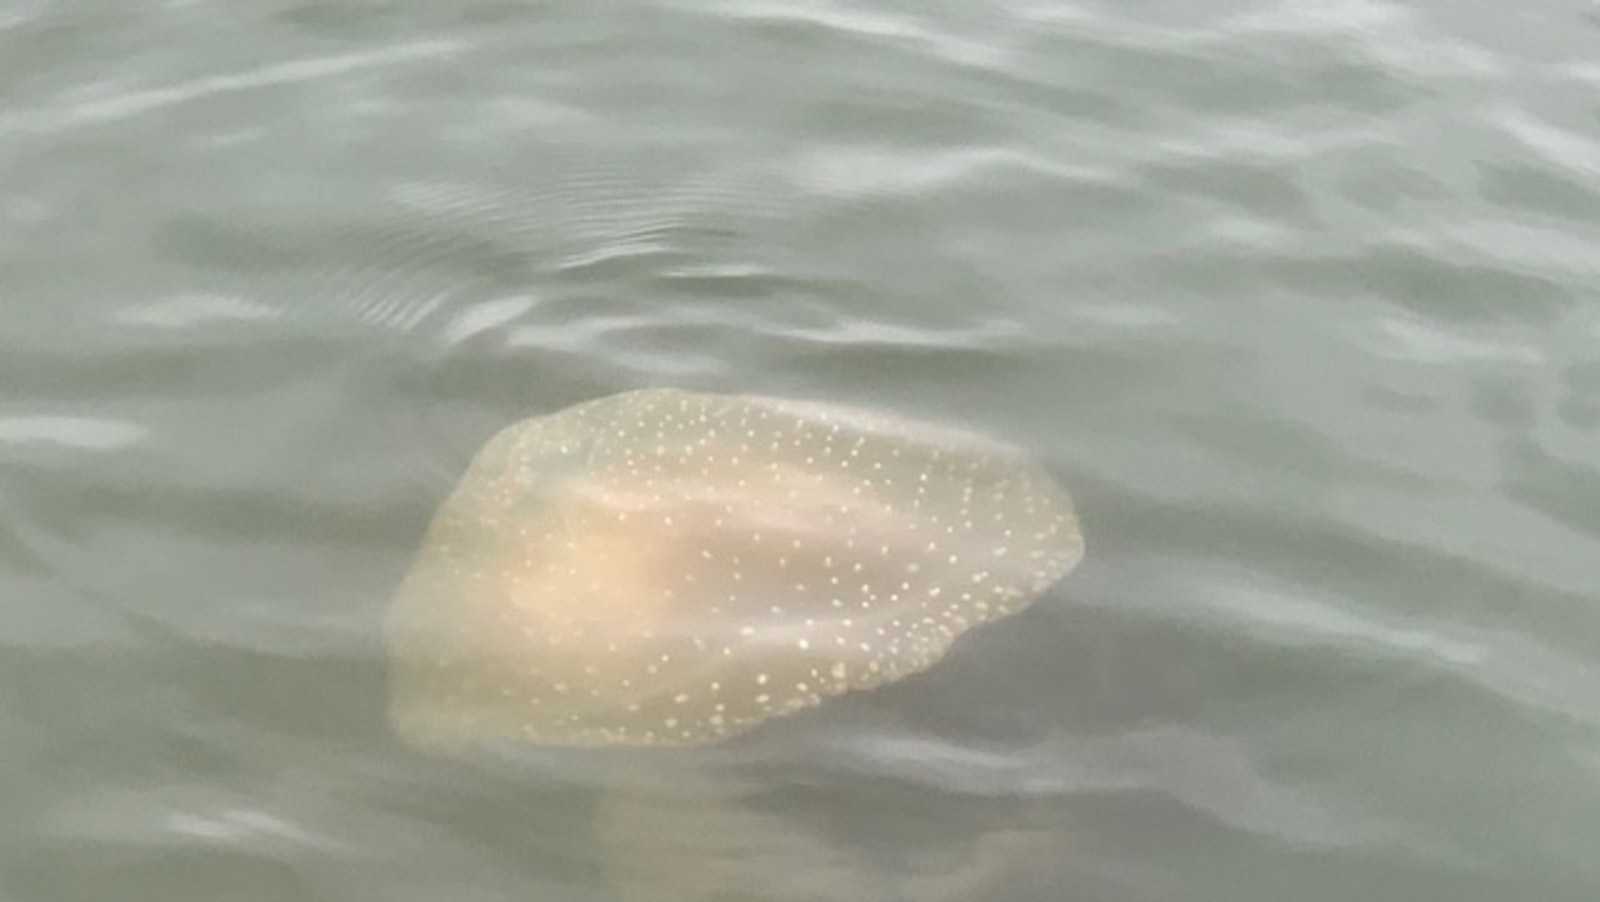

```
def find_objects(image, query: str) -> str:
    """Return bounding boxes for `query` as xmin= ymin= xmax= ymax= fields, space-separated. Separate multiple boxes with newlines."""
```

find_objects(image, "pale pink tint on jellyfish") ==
xmin=384 ymin=388 xmax=1084 ymax=752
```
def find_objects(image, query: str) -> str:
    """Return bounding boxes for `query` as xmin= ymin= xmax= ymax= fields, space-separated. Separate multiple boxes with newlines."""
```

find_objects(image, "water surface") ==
xmin=3 ymin=1 xmax=1599 ymax=900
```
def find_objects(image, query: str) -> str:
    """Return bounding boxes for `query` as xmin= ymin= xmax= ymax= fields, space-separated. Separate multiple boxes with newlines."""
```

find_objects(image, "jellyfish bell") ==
xmin=384 ymin=388 xmax=1083 ymax=753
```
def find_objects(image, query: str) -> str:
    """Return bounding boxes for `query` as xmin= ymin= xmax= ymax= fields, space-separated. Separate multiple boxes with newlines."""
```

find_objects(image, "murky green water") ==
xmin=4 ymin=2 xmax=1598 ymax=900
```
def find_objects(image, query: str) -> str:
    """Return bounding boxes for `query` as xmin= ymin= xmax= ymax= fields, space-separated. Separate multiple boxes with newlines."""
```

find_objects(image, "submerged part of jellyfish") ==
xmin=385 ymin=388 xmax=1083 ymax=749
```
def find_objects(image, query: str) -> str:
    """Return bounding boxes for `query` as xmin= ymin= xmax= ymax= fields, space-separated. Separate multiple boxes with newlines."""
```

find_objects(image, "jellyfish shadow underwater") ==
xmin=382 ymin=387 xmax=1085 ymax=899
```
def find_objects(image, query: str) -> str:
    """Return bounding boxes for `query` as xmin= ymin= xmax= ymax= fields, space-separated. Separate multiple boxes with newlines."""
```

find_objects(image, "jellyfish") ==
xmin=384 ymin=387 xmax=1083 ymax=752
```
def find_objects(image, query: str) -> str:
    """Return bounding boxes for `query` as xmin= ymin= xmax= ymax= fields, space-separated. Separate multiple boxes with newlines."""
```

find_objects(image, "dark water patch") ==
xmin=1502 ymin=438 xmax=1600 ymax=541
xmin=9 ymin=841 xmax=317 ymax=902
xmin=1142 ymin=158 xmax=1316 ymax=222
xmin=1478 ymin=160 xmax=1600 ymax=224
xmin=1271 ymin=245 xmax=1574 ymax=323
xmin=12 ymin=469 xmax=432 ymax=555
